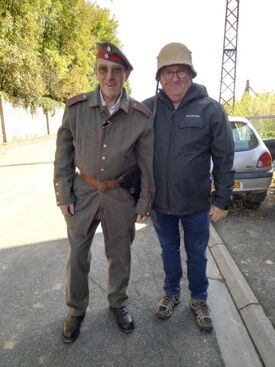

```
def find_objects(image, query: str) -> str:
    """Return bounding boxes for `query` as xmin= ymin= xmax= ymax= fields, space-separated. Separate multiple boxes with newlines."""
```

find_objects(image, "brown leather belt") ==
xmin=79 ymin=172 xmax=120 ymax=192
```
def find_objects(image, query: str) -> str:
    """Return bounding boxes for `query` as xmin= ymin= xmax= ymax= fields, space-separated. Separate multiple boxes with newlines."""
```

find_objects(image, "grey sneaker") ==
xmin=189 ymin=298 xmax=213 ymax=332
xmin=156 ymin=294 xmax=180 ymax=320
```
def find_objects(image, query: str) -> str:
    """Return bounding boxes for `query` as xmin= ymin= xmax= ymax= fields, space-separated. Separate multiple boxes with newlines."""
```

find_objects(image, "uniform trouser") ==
xmin=152 ymin=210 xmax=210 ymax=300
xmin=65 ymin=208 xmax=135 ymax=316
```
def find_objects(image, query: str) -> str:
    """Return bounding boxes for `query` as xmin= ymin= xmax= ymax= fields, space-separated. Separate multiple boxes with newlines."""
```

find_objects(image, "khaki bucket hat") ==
xmin=156 ymin=42 xmax=197 ymax=79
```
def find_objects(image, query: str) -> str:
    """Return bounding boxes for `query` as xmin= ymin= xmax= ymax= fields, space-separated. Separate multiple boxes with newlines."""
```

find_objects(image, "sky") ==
xmin=94 ymin=0 xmax=275 ymax=102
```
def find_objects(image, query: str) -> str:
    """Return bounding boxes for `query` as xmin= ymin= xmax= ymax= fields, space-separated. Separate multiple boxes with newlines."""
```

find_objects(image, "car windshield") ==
xmin=229 ymin=121 xmax=258 ymax=152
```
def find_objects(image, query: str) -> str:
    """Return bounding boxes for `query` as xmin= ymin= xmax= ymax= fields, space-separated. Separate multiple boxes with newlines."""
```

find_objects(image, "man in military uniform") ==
xmin=54 ymin=42 xmax=154 ymax=342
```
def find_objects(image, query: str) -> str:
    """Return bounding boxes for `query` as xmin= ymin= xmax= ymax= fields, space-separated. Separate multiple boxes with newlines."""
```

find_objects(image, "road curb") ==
xmin=209 ymin=224 xmax=275 ymax=367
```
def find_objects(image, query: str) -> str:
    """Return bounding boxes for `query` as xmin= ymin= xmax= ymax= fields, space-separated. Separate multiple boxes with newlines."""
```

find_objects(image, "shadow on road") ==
xmin=0 ymin=161 xmax=53 ymax=168
xmin=0 ymin=225 xmax=223 ymax=367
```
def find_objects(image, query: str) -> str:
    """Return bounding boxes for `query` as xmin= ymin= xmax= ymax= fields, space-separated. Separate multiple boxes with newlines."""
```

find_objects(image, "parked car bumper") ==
xmin=233 ymin=170 xmax=273 ymax=193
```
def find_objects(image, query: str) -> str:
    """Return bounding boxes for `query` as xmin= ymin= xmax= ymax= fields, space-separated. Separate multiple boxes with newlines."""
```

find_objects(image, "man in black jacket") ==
xmin=143 ymin=42 xmax=234 ymax=332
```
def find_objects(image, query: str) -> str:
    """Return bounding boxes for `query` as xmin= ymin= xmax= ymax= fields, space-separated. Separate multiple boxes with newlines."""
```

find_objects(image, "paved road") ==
xmin=0 ymin=137 xmax=269 ymax=367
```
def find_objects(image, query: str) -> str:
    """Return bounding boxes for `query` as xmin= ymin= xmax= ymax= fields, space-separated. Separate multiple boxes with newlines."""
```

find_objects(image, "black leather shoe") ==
xmin=61 ymin=314 xmax=85 ymax=343
xmin=110 ymin=306 xmax=134 ymax=334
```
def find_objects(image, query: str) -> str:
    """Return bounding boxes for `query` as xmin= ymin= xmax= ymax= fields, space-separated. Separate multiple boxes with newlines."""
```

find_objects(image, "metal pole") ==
xmin=0 ymin=96 xmax=7 ymax=143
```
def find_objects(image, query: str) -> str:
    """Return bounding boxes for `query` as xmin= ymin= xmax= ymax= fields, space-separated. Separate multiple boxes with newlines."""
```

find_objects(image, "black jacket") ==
xmin=143 ymin=83 xmax=234 ymax=215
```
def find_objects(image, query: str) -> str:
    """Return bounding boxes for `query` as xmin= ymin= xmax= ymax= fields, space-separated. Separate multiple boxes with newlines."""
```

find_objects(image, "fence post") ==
xmin=0 ymin=96 xmax=7 ymax=143
xmin=45 ymin=111 xmax=50 ymax=135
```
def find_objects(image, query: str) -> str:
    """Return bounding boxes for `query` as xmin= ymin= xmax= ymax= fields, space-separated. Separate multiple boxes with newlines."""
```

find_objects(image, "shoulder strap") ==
xmin=129 ymin=98 xmax=151 ymax=118
xmin=67 ymin=93 xmax=89 ymax=107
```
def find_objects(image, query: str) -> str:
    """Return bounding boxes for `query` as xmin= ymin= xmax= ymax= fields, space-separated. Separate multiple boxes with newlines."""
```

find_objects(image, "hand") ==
xmin=209 ymin=205 xmax=228 ymax=222
xmin=136 ymin=214 xmax=149 ymax=223
xmin=59 ymin=203 xmax=75 ymax=217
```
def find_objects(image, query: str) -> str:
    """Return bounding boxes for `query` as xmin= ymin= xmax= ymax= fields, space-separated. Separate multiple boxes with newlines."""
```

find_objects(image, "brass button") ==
xmin=102 ymin=156 xmax=106 ymax=160
xmin=100 ymin=168 xmax=104 ymax=172
xmin=56 ymin=192 xmax=59 ymax=196
xmin=103 ymin=144 xmax=107 ymax=148
xmin=55 ymin=182 xmax=59 ymax=187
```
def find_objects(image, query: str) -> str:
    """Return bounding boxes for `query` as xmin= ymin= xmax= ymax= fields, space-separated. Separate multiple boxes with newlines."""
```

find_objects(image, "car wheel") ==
xmin=244 ymin=201 xmax=261 ymax=209
xmin=244 ymin=191 xmax=267 ymax=209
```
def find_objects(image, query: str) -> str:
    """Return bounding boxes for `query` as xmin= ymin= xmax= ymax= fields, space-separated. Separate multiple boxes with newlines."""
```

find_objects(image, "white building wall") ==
xmin=0 ymin=97 xmax=64 ymax=143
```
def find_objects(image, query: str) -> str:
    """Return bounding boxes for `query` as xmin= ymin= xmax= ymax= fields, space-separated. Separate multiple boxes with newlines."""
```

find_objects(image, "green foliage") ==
xmin=251 ymin=119 xmax=275 ymax=139
xmin=0 ymin=0 xmax=121 ymax=112
xmin=29 ymin=96 xmax=64 ymax=115
xmin=225 ymin=92 xmax=275 ymax=116
xmin=0 ymin=1 xmax=45 ymax=98
xmin=223 ymin=92 xmax=275 ymax=139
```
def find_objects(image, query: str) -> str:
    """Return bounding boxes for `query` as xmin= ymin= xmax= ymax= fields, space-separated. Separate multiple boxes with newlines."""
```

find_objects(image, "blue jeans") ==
xmin=152 ymin=210 xmax=210 ymax=300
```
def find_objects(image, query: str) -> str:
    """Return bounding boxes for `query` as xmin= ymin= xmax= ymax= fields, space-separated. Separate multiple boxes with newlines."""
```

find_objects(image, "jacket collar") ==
xmin=158 ymin=83 xmax=207 ymax=109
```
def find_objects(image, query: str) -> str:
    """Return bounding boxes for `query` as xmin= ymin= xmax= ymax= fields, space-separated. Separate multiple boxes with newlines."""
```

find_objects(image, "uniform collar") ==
xmin=99 ymin=89 xmax=122 ymax=114
xmin=89 ymin=86 xmax=130 ymax=114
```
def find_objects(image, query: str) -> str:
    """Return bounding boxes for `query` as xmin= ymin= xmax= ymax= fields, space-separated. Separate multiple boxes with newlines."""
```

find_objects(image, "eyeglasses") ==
xmin=161 ymin=68 xmax=189 ymax=81
xmin=97 ymin=65 xmax=124 ymax=77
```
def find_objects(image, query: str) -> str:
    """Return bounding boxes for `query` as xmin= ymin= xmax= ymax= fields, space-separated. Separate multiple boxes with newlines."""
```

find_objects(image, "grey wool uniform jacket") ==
xmin=54 ymin=87 xmax=155 ymax=239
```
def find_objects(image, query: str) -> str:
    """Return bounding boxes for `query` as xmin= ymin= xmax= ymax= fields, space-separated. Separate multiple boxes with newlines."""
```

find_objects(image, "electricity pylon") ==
xmin=219 ymin=0 xmax=240 ymax=109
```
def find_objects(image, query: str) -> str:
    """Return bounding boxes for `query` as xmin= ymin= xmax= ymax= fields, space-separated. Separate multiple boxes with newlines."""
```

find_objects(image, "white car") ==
xmin=229 ymin=116 xmax=273 ymax=208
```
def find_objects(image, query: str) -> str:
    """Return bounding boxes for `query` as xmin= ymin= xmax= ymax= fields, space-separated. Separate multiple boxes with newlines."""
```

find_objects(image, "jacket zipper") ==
xmin=166 ymin=109 xmax=177 ymax=213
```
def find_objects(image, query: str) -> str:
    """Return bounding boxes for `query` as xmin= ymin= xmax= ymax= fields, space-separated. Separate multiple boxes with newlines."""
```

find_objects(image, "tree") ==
xmin=0 ymin=0 xmax=121 ymax=109
xmin=0 ymin=0 xmax=45 ymax=99
xmin=223 ymin=92 xmax=275 ymax=139
xmin=224 ymin=92 xmax=275 ymax=117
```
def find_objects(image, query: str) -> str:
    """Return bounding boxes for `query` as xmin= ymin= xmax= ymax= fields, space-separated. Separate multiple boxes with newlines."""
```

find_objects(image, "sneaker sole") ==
xmin=195 ymin=320 xmax=213 ymax=332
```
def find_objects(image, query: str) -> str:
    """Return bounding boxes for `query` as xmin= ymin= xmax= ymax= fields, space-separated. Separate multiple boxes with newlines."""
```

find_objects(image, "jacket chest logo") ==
xmin=185 ymin=114 xmax=201 ymax=118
